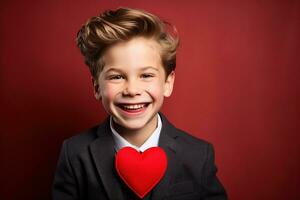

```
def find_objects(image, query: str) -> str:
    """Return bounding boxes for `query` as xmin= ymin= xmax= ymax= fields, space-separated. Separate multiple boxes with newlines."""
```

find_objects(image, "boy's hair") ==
xmin=76 ymin=7 xmax=179 ymax=79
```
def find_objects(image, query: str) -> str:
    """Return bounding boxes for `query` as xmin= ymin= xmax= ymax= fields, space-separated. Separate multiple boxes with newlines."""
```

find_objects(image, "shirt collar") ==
xmin=110 ymin=114 xmax=162 ymax=152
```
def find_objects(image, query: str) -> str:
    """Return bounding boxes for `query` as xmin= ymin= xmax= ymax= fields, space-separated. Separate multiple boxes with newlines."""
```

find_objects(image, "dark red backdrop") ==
xmin=1 ymin=0 xmax=299 ymax=199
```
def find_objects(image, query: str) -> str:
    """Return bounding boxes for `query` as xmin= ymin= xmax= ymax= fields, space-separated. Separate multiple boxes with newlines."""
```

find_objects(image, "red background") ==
xmin=1 ymin=0 xmax=299 ymax=199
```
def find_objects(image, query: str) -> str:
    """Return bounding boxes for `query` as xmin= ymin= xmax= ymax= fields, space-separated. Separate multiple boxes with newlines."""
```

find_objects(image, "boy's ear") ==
xmin=92 ymin=77 xmax=102 ymax=101
xmin=163 ymin=71 xmax=175 ymax=97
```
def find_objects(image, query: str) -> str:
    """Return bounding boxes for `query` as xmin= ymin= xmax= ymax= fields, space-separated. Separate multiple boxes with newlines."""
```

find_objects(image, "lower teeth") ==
xmin=124 ymin=107 xmax=142 ymax=110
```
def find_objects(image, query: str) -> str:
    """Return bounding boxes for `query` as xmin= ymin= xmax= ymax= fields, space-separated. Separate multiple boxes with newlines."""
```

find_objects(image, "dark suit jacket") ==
xmin=52 ymin=113 xmax=227 ymax=200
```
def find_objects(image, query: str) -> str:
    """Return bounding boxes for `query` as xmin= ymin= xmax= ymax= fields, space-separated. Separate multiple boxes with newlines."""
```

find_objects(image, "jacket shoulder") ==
xmin=174 ymin=127 xmax=212 ymax=149
xmin=160 ymin=112 xmax=211 ymax=148
xmin=62 ymin=122 xmax=105 ymax=157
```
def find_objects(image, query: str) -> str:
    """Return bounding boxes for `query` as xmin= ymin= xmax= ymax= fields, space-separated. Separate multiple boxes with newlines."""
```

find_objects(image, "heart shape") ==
xmin=115 ymin=147 xmax=167 ymax=198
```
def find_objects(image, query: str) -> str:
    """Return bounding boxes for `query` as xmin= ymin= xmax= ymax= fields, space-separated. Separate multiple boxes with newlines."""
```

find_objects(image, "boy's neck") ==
xmin=113 ymin=115 xmax=158 ymax=147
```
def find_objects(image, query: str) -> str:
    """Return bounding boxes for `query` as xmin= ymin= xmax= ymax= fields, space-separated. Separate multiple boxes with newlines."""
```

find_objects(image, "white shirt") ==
xmin=110 ymin=114 xmax=162 ymax=152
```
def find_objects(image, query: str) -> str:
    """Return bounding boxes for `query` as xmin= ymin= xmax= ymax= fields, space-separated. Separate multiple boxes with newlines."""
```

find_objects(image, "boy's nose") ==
xmin=122 ymin=80 xmax=141 ymax=96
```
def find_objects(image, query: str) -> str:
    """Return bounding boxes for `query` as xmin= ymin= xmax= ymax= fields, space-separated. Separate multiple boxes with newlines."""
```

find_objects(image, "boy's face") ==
xmin=93 ymin=37 xmax=175 ymax=131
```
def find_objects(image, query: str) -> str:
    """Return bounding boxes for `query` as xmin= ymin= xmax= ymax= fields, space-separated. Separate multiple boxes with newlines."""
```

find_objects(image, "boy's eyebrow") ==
xmin=103 ymin=66 xmax=159 ymax=73
xmin=103 ymin=67 xmax=123 ymax=74
xmin=140 ymin=66 xmax=159 ymax=71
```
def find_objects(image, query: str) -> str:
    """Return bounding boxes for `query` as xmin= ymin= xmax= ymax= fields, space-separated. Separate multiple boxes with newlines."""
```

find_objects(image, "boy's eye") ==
xmin=108 ymin=75 xmax=124 ymax=80
xmin=141 ymin=73 xmax=154 ymax=79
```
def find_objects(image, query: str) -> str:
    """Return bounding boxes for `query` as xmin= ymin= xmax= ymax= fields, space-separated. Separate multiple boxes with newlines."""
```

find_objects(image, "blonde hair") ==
xmin=76 ymin=7 xmax=179 ymax=78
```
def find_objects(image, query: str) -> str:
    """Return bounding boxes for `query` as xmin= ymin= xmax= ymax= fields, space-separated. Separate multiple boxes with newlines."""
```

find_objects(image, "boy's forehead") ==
xmin=103 ymin=37 xmax=162 ymax=67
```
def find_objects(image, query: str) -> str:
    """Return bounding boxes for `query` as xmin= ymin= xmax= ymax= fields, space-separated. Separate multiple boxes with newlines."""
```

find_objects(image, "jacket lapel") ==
xmin=89 ymin=119 xmax=125 ymax=200
xmin=151 ymin=113 xmax=181 ymax=200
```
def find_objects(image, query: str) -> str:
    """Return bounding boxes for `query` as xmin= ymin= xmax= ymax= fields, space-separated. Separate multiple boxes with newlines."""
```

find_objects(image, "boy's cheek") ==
xmin=146 ymin=84 xmax=165 ymax=99
xmin=102 ymin=87 xmax=118 ymax=99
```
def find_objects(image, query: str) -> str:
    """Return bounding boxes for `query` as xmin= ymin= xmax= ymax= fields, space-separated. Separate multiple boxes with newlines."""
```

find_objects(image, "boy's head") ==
xmin=76 ymin=7 xmax=179 ymax=79
xmin=76 ymin=7 xmax=179 ymax=132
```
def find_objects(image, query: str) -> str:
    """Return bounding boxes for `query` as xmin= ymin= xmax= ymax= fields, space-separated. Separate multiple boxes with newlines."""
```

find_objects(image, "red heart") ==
xmin=115 ymin=147 xmax=167 ymax=198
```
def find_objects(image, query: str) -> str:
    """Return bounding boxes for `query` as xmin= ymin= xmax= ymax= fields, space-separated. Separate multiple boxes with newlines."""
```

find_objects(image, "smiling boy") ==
xmin=52 ymin=7 xmax=227 ymax=200
xmin=95 ymin=37 xmax=174 ymax=148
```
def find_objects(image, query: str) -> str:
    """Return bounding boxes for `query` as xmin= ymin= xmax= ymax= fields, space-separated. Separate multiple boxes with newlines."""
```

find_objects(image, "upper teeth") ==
xmin=122 ymin=104 xmax=145 ymax=109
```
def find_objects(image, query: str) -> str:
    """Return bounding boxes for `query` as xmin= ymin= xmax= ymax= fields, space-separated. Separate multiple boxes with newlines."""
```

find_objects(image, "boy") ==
xmin=52 ymin=7 xmax=227 ymax=200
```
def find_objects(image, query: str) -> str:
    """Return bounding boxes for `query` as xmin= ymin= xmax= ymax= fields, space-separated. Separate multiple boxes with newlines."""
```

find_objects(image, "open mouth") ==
xmin=116 ymin=103 xmax=150 ymax=112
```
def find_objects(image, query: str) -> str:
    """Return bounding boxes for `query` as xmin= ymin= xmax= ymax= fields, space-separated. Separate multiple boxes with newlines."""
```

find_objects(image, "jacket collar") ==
xmin=89 ymin=119 xmax=125 ymax=199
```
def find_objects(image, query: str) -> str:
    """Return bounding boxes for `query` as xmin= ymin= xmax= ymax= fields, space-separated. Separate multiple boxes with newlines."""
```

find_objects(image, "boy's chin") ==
xmin=117 ymin=120 xmax=149 ymax=131
xmin=113 ymin=115 xmax=156 ymax=132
